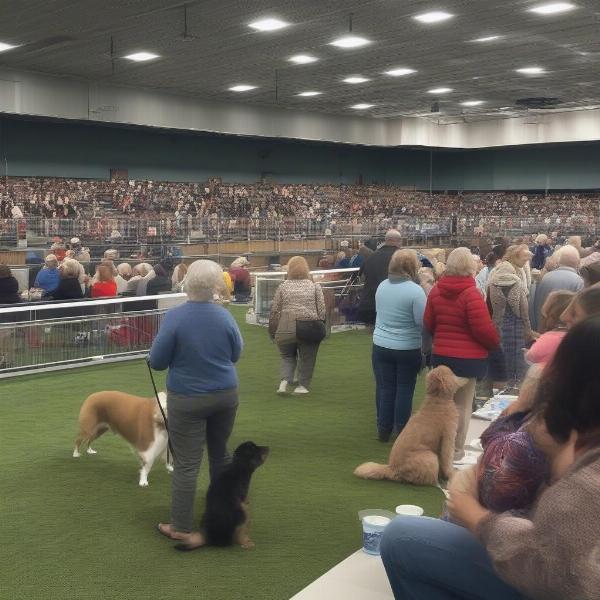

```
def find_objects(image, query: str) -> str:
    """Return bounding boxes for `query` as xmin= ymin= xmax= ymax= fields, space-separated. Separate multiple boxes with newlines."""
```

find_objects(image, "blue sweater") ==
xmin=34 ymin=267 xmax=60 ymax=294
xmin=373 ymin=278 xmax=426 ymax=350
xmin=148 ymin=302 xmax=243 ymax=395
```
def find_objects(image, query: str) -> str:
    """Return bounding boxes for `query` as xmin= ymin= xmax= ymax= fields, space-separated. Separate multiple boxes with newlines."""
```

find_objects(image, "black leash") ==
xmin=146 ymin=358 xmax=177 ymax=464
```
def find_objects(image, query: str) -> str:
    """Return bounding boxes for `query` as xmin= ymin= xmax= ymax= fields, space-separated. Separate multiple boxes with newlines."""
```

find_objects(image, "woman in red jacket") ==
xmin=91 ymin=264 xmax=117 ymax=298
xmin=424 ymin=247 xmax=499 ymax=460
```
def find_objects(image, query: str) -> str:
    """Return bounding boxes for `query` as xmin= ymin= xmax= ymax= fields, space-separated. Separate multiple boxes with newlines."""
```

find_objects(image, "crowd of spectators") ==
xmin=2 ymin=176 xmax=600 ymax=224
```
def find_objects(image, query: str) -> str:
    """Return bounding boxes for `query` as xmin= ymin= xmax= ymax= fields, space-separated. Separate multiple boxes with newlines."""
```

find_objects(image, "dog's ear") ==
xmin=427 ymin=366 xmax=462 ymax=396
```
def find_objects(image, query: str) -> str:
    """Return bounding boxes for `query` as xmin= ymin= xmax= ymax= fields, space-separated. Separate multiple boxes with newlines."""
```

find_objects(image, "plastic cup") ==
xmin=395 ymin=504 xmax=424 ymax=517
xmin=361 ymin=515 xmax=391 ymax=555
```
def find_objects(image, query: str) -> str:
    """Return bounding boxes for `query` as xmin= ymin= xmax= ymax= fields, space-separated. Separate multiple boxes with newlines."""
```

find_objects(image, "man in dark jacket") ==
xmin=357 ymin=229 xmax=402 ymax=325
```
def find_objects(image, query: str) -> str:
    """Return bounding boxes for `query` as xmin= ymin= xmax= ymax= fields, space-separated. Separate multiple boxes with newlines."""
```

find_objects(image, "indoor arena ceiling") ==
xmin=1 ymin=0 xmax=600 ymax=122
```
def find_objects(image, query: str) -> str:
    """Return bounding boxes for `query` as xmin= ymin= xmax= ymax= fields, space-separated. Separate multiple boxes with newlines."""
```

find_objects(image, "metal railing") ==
xmin=0 ymin=294 xmax=186 ymax=376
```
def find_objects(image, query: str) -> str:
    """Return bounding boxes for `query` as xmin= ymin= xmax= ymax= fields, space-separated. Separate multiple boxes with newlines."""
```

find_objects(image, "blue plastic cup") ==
xmin=361 ymin=515 xmax=391 ymax=555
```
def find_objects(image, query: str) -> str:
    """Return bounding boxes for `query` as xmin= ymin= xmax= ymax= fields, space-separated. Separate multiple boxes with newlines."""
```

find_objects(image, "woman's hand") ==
xmin=527 ymin=330 xmax=540 ymax=342
xmin=447 ymin=491 xmax=490 ymax=533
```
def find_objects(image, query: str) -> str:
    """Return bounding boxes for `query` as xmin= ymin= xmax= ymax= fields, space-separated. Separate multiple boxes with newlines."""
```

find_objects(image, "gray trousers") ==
xmin=277 ymin=340 xmax=320 ymax=388
xmin=167 ymin=388 xmax=238 ymax=532
xmin=453 ymin=378 xmax=476 ymax=460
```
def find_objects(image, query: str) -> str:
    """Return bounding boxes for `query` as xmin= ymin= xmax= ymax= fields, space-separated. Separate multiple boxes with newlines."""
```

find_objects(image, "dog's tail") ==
xmin=354 ymin=462 xmax=395 ymax=480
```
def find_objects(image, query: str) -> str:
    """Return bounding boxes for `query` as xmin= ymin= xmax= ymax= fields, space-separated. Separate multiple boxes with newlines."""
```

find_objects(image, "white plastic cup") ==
xmin=395 ymin=504 xmax=424 ymax=517
xmin=361 ymin=515 xmax=391 ymax=555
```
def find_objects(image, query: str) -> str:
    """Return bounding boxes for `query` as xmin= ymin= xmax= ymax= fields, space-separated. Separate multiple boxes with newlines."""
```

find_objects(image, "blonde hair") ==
xmin=388 ymin=249 xmax=420 ymax=280
xmin=535 ymin=234 xmax=549 ymax=245
xmin=286 ymin=256 xmax=311 ymax=280
xmin=445 ymin=247 xmax=475 ymax=277
xmin=567 ymin=235 xmax=582 ymax=250
xmin=184 ymin=259 xmax=224 ymax=302
xmin=540 ymin=290 xmax=575 ymax=332
xmin=503 ymin=244 xmax=531 ymax=267
xmin=133 ymin=262 xmax=152 ymax=277
xmin=117 ymin=263 xmax=132 ymax=278
xmin=171 ymin=263 xmax=188 ymax=286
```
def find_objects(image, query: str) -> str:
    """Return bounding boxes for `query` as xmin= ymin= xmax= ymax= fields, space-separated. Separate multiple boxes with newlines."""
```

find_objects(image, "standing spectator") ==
xmin=54 ymin=259 xmax=85 ymax=300
xmin=424 ymin=247 xmax=499 ymax=460
xmin=475 ymin=252 xmax=498 ymax=297
xmin=349 ymin=242 xmax=374 ymax=270
xmin=0 ymin=264 xmax=20 ymax=304
xmin=127 ymin=262 xmax=152 ymax=294
xmin=171 ymin=262 xmax=188 ymax=292
xmin=532 ymin=246 xmax=584 ymax=330
xmin=561 ymin=287 xmax=600 ymax=328
xmin=91 ymin=265 xmax=117 ymax=298
xmin=580 ymin=262 xmax=600 ymax=288
xmin=269 ymin=256 xmax=326 ymax=395
xmin=34 ymin=254 xmax=60 ymax=296
xmin=115 ymin=263 xmax=132 ymax=294
xmin=488 ymin=245 xmax=538 ymax=386
xmin=147 ymin=262 xmax=173 ymax=296
xmin=357 ymin=229 xmax=402 ymax=326
xmin=70 ymin=237 xmax=91 ymax=263
xmin=372 ymin=250 xmax=426 ymax=441
xmin=229 ymin=256 xmax=251 ymax=302
xmin=531 ymin=234 xmax=552 ymax=270
xmin=150 ymin=260 xmax=243 ymax=549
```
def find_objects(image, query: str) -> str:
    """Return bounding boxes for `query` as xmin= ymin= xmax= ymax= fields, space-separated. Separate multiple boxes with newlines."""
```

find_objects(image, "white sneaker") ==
xmin=293 ymin=385 xmax=309 ymax=394
xmin=277 ymin=380 xmax=288 ymax=394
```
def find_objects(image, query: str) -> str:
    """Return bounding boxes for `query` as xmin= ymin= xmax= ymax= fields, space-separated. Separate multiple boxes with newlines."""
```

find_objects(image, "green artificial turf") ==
xmin=2 ymin=306 xmax=443 ymax=600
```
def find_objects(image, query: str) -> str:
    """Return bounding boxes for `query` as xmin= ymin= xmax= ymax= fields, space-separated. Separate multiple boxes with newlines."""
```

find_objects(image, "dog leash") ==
xmin=146 ymin=358 xmax=177 ymax=464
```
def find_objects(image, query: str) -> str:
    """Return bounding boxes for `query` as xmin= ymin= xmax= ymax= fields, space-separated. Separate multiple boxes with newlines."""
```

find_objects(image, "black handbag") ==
xmin=296 ymin=284 xmax=326 ymax=343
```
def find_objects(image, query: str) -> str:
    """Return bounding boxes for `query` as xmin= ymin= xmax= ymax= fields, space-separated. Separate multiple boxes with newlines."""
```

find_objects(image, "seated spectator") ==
xmin=34 ymin=255 xmax=60 ymax=296
xmin=0 ymin=264 xmax=20 ymax=304
xmin=50 ymin=239 xmax=66 ymax=262
xmin=381 ymin=316 xmax=600 ymax=600
xmin=91 ymin=265 xmax=117 ymax=298
xmin=126 ymin=262 xmax=152 ymax=294
xmin=532 ymin=245 xmax=584 ymax=330
xmin=525 ymin=291 xmax=574 ymax=366
xmin=54 ymin=259 xmax=85 ymax=300
xmin=581 ymin=261 xmax=600 ymax=288
xmin=349 ymin=242 xmax=373 ymax=269
xmin=171 ymin=262 xmax=188 ymax=292
xmin=147 ymin=262 xmax=173 ymax=295
xmin=229 ymin=256 xmax=251 ymax=302
xmin=135 ymin=263 xmax=156 ymax=296
xmin=115 ymin=263 xmax=132 ymax=294
xmin=69 ymin=237 xmax=91 ymax=263
xmin=104 ymin=248 xmax=119 ymax=261
xmin=334 ymin=250 xmax=350 ymax=269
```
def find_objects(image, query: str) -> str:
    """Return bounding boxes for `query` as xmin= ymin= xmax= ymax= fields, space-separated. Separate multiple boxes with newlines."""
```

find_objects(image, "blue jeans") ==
xmin=380 ymin=516 xmax=526 ymax=600
xmin=372 ymin=345 xmax=421 ymax=435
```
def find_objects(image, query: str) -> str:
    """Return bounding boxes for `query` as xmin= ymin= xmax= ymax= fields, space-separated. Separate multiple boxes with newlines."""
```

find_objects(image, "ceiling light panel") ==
xmin=461 ymin=100 xmax=484 ymax=106
xmin=351 ymin=103 xmax=375 ymax=109
xmin=427 ymin=87 xmax=453 ymax=94
xmin=528 ymin=3 xmax=577 ymax=15
xmin=384 ymin=67 xmax=417 ymax=76
xmin=471 ymin=35 xmax=501 ymax=42
xmin=124 ymin=52 xmax=159 ymax=62
xmin=229 ymin=84 xmax=257 ymax=92
xmin=248 ymin=17 xmax=290 ymax=31
xmin=297 ymin=91 xmax=322 ymax=96
xmin=0 ymin=42 xmax=17 ymax=52
xmin=413 ymin=11 xmax=454 ymax=23
xmin=288 ymin=54 xmax=318 ymax=64
xmin=516 ymin=67 xmax=545 ymax=74
xmin=343 ymin=76 xmax=370 ymax=84
xmin=330 ymin=35 xmax=371 ymax=49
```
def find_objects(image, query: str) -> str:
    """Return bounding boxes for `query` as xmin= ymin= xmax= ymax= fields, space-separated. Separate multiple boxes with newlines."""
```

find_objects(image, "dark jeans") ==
xmin=381 ymin=516 xmax=525 ymax=600
xmin=372 ymin=345 xmax=422 ymax=435
xmin=167 ymin=388 xmax=238 ymax=533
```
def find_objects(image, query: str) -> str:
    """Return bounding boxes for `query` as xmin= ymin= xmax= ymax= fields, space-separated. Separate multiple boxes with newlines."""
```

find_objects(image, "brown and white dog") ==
xmin=73 ymin=390 xmax=172 ymax=487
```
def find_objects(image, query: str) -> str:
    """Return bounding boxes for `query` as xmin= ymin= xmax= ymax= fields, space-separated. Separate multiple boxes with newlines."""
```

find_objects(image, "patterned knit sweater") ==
xmin=477 ymin=447 xmax=600 ymax=600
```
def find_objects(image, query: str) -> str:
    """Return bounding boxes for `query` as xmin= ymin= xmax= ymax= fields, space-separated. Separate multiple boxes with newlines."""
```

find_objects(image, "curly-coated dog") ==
xmin=176 ymin=441 xmax=269 ymax=551
xmin=354 ymin=366 xmax=467 ymax=486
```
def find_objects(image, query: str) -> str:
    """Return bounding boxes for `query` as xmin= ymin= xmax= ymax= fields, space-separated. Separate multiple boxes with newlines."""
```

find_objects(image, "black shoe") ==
xmin=378 ymin=431 xmax=391 ymax=443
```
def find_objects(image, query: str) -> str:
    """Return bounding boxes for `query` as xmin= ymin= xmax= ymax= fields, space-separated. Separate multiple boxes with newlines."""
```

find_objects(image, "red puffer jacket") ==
xmin=424 ymin=275 xmax=499 ymax=359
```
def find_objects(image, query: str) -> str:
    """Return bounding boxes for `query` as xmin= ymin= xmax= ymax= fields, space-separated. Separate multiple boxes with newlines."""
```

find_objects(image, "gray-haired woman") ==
xmin=149 ymin=259 xmax=243 ymax=548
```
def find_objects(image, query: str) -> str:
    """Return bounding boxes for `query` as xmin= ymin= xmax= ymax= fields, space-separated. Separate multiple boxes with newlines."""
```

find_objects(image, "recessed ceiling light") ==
xmin=288 ymin=54 xmax=318 ymax=64
xmin=124 ymin=52 xmax=160 ymax=62
xmin=529 ymin=3 xmax=577 ymax=15
xmin=297 ymin=91 xmax=322 ymax=97
xmin=413 ymin=11 xmax=454 ymax=24
xmin=330 ymin=35 xmax=372 ymax=49
xmin=427 ymin=87 xmax=453 ymax=94
xmin=516 ymin=66 xmax=545 ymax=74
xmin=0 ymin=42 xmax=17 ymax=52
xmin=229 ymin=84 xmax=257 ymax=92
xmin=384 ymin=67 xmax=417 ymax=77
xmin=248 ymin=17 xmax=290 ymax=31
xmin=471 ymin=35 xmax=501 ymax=42
xmin=499 ymin=106 xmax=512 ymax=110
xmin=343 ymin=76 xmax=370 ymax=84
xmin=351 ymin=103 xmax=375 ymax=109
xmin=461 ymin=100 xmax=484 ymax=106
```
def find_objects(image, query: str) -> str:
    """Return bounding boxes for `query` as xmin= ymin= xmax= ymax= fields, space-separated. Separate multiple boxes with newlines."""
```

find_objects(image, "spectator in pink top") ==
xmin=526 ymin=291 xmax=575 ymax=365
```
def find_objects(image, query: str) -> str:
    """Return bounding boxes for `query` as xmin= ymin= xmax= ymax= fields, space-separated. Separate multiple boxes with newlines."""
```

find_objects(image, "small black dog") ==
xmin=176 ymin=441 xmax=269 ymax=551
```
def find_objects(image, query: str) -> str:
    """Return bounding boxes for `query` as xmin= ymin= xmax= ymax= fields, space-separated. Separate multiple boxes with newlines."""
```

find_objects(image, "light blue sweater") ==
xmin=148 ymin=301 xmax=243 ymax=395
xmin=373 ymin=278 xmax=426 ymax=350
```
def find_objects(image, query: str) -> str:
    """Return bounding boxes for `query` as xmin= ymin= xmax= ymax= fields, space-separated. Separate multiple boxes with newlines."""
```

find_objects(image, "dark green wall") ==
xmin=2 ymin=115 xmax=600 ymax=191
